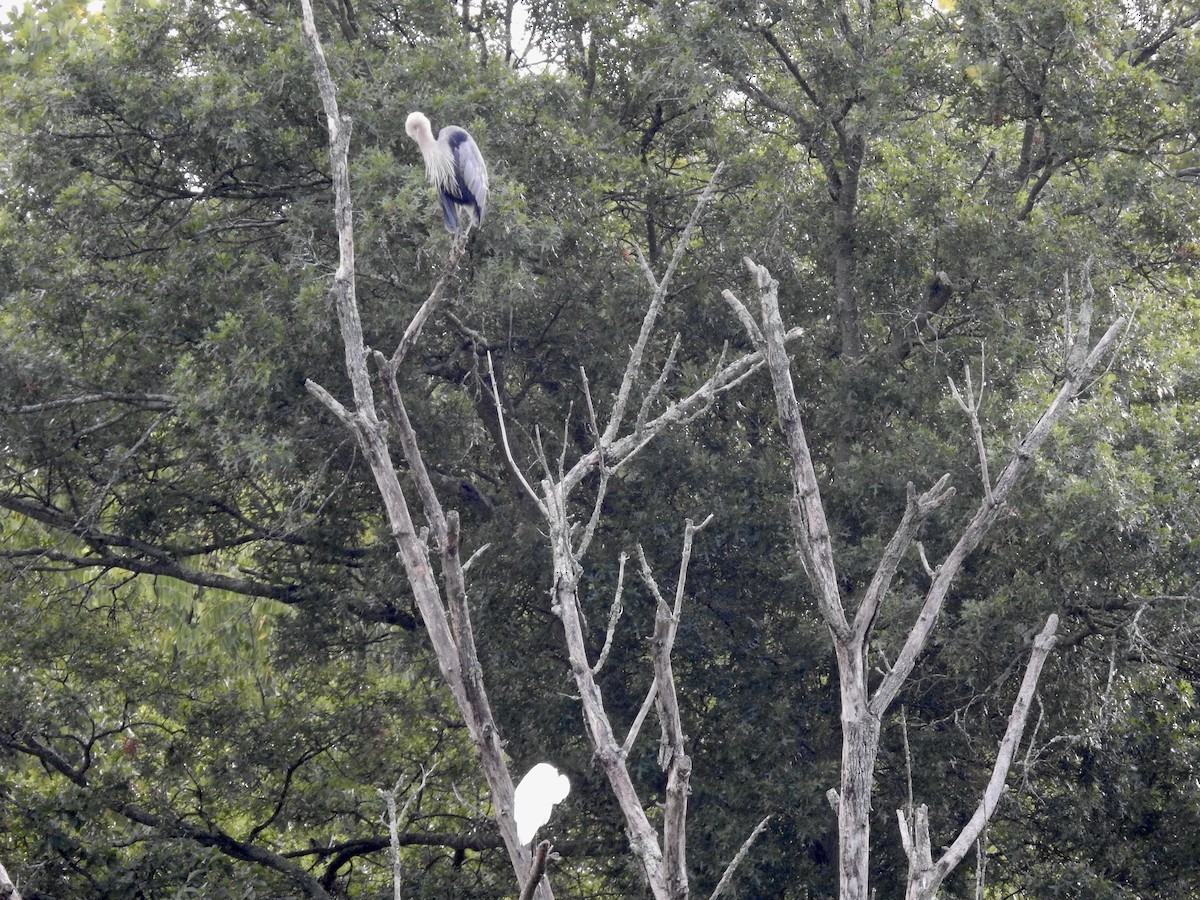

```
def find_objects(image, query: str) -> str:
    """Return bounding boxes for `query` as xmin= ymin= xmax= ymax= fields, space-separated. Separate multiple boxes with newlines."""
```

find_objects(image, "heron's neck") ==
xmin=423 ymin=144 xmax=456 ymax=191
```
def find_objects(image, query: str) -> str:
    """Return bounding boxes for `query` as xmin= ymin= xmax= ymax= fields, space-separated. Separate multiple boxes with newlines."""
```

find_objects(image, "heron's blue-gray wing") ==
xmin=447 ymin=128 xmax=489 ymax=224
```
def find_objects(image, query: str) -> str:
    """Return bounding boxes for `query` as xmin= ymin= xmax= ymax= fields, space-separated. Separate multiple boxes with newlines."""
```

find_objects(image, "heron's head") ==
xmin=405 ymin=111 xmax=455 ymax=190
xmin=405 ymin=111 xmax=434 ymax=145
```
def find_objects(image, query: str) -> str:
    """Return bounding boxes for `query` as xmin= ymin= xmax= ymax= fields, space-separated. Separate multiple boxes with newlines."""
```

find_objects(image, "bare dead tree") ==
xmin=723 ymin=256 xmax=1124 ymax=900
xmin=297 ymin=3 xmax=546 ymax=896
xmin=298 ymin=5 xmax=786 ymax=897
xmin=487 ymin=170 xmax=803 ymax=899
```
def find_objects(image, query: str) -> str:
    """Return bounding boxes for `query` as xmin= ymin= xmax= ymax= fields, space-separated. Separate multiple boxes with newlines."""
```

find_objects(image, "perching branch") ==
xmin=388 ymin=234 xmax=470 ymax=370
xmin=296 ymin=3 xmax=543 ymax=895
xmin=519 ymin=841 xmax=553 ymax=900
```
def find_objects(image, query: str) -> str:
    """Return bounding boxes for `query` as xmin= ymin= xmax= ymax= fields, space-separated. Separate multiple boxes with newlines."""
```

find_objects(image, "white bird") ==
xmin=404 ymin=111 xmax=489 ymax=235
xmin=513 ymin=762 xmax=570 ymax=845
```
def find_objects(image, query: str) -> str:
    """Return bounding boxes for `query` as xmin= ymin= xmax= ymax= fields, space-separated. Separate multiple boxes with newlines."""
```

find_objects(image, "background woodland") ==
xmin=2 ymin=0 xmax=1199 ymax=896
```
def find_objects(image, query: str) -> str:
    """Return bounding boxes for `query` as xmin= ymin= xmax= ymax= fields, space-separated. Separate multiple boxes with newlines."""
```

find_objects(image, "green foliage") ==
xmin=1 ymin=0 xmax=1199 ymax=896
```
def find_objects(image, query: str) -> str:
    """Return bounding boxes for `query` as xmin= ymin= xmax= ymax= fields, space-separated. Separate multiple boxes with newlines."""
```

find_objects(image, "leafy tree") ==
xmin=1 ymin=0 xmax=1198 ymax=897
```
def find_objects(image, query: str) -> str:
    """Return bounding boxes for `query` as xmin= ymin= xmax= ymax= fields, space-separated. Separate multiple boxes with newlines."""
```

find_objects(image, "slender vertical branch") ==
xmin=591 ymin=552 xmax=628 ymax=675
xmin=543 ymin=488 xmax=669 ymax=896
xmin=907 ymin=615 xmax=1059 ymax=900
xmin=641 ymin=516 xmax=712 ymax=896
xmin=948 ymin=356 xmax=993 ymax=508
xmin=602 ymin=164 xmax=725 ymax=446
xmin=379 ymin=763 xmax=439 ymax=900
xmin=297 ymin=0 xmax=373 ymax=419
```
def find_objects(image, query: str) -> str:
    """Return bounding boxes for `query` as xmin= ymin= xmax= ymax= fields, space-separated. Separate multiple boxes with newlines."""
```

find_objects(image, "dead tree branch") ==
xmin=709 ymin=816 xmax=771 ymax=900
xmin=296 ymin=3 xmax=542 ymax=895
xmin=903 ymin=615 xmax=1059 ymax=900
xmin=519 ymin=841 xmax=554 ymax=900
xmin=726 ymin=256 xmax=1124 ymax=900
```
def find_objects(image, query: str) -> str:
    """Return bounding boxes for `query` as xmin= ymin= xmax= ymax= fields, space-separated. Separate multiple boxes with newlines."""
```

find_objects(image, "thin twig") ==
xmin=916 ymin=542 xmax=935 ymax=577
xmin=602 ymin=163 xmax=726 ymax=446
xmin=462 ymin=543 xmax=491 ymax=574
xmin=389 ymin=235 xmax=469 ymax=369
xmin=573 ymin=369 xmax=610 ymax=561
xmin=622 ymin=676 xmax=660 ymax=759
xmin=486 ymin=351 xmax=546 ymax=514
xmin=635 ymin=333 xmax=683 ymax=436
xmin=709 ymin=816 xmax=772 ymax=900
xmin=592 ymin=552 xmax=628 ymax=675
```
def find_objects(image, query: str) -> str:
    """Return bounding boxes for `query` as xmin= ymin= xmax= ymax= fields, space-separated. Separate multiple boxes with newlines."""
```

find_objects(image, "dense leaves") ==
xmin=1 ymin=0 xmax=1198 ymax=896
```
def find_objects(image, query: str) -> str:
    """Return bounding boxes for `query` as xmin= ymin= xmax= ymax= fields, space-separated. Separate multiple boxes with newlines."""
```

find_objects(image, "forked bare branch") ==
xmin=852 ymin=476 xmax=955 ymax=644
xmin=872 ymin=314 xmax=1124 ymax=717
xmin=948 ymin=356 xmax=994 ymax=506
xmin=904 ymin=615 xmax=1059 ymax=900
xmin=726 ymin=256 xmax=1124 ymax=900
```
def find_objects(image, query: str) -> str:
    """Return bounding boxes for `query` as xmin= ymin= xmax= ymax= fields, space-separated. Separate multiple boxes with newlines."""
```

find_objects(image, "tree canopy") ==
xmin=1 ymin=0 xmax=1199 ymax=896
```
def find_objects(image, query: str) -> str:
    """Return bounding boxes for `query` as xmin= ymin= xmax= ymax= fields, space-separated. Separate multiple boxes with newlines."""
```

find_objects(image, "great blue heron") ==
xmin=513 ymin=762 xmax=570 ymax=845
xmin=404 ymin=111 xmax=488 ymax=235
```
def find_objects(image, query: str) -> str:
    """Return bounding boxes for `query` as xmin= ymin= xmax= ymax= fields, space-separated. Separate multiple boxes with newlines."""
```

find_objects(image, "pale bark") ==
xmin=483 ymin=170 xmax=809 ymax=898
xmin=902 ymin=615 xmax=1060 ymax=900
xmin=709 ymin=816 xmax=771 ymax=900
xmin=727 ymin=257 xmax=1124 ymax=900
xmin=519 ymin=842 xmax=553 ymax=900
xmin=295 ymin=19 xmax=780 ymax=893
xmin=296 ymin=3 xmax=543 ymax=895
xmin=0 ymin=859 xmax=22 ymax=900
